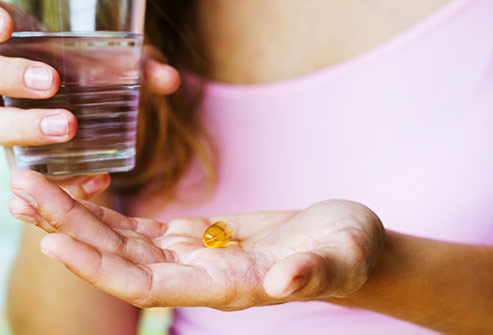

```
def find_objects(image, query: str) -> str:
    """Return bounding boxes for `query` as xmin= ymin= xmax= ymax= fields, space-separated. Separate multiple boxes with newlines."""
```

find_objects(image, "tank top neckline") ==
xmin=188 ymin=0 xmax=477 ymax=98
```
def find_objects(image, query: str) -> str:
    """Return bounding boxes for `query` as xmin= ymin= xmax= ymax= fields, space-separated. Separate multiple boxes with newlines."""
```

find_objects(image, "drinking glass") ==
xmin=0 ymin=0 xmax=146 ymax=176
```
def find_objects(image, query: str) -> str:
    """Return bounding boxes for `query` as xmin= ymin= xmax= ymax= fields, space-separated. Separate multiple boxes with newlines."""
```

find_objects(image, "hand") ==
xmin=9 ymin=171 xmax=385 ymax=310
xmin=0 ymin=7 xmax=179 ymax=199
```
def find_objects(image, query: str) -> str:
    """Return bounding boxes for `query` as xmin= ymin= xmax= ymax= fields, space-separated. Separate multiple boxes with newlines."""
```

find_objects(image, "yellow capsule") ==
xmin=202 ymin=221 xmax=233 ymax=248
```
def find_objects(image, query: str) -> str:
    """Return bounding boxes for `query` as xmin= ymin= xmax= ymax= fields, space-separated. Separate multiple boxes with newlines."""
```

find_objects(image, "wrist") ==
xmin=321 ymin=230 xmax=406 ymax=308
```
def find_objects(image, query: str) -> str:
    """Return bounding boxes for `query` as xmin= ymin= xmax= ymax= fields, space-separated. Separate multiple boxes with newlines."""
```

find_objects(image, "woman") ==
xmin=3 ymin=0 xmax=493 ymax=334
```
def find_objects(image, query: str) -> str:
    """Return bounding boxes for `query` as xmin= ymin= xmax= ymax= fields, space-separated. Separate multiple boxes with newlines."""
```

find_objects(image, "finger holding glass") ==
xmin=0 ymin=6 xmax=100 ymax=199
xmin=0 ymin=6 xmax=75 ymax=147
xmin=0 ymin=0 xmax=146 ymax=176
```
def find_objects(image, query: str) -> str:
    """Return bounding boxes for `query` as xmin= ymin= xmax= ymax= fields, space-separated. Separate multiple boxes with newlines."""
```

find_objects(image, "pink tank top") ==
xmin=152 ymin=0 xmax=493 ymax=333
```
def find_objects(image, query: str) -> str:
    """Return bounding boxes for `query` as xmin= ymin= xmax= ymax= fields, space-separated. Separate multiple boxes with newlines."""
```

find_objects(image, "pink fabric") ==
xmin=152 ymin=0 xmax=493 ymax=333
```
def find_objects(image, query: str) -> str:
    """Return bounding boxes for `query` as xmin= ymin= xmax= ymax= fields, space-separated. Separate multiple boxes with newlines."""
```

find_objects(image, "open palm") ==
xmin=9 ymin=171 xmax=385 ymax=310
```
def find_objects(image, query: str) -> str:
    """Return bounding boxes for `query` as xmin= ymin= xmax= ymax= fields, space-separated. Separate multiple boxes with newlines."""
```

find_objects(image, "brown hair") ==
xmin=110 ymin=0 xmax=214 ymax=207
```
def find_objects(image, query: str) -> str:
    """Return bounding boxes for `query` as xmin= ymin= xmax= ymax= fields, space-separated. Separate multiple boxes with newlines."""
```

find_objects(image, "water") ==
xmin=0 ymin=32 xmax=143 ymax=176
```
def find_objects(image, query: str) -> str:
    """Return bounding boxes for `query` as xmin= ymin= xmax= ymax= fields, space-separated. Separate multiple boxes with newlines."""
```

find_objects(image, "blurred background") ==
xmin=0 ymin=150 xmax=21 ymax=335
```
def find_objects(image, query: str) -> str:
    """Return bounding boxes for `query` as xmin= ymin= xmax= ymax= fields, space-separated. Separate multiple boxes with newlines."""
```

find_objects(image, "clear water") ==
xmin=0 ymin=32 xmax=143 ymax=176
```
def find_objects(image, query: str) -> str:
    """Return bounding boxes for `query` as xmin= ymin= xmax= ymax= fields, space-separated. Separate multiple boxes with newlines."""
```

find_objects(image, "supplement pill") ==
xmin=202 ymin=221 xmax=233 ymax=248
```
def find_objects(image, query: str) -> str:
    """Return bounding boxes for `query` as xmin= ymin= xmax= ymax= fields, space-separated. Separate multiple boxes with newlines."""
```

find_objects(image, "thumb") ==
xmin=263 ymin=248 xmax=369 ymax=300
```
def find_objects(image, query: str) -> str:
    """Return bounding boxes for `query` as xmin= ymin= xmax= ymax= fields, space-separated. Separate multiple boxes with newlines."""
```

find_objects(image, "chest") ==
xmin=160 ymin=0 xmax=493 ymax=244
xmin=194 ymin=0 xmax=451 ymax=83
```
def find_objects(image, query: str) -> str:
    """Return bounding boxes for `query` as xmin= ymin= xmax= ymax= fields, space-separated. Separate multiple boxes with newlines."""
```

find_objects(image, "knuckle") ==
xmin=128 ymin=217 xmax=139 ymax=231
xmin=62 ymin=195 xmax=78 ymax=217
xmin=131 ymin=266 xmax=155 ymax=308
xmin=89 ymin=249 xmax=105 ymax=287
xmin=49 ymin=197 xmax=77 ymax=231
xmin=114 ymin=233 xmax=129 ymax=258
xmin=48 ymin=217 xmax=64 ymax=231
xmin=81 ymin=200 xmax=105 ymax=220
xmin=132 ymin=296 xmax=154 ymax=309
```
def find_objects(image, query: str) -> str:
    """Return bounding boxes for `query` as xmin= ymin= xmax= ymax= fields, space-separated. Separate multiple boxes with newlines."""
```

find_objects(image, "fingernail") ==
xmin=41 ymin=248 xmax=59 ymax=261
xmin=12 ymin=214 xmax=36 ymax=224
xmin=11 ymin=189 xmax=38 ymax=208
xmin=24 ymin=66 xmax=53 ymax=91
xmin=40 ymin=113 xmax=69 ymax=137
xmin=82 ymin=175 xmax=107 ymax=194
xmin=279 ymin=276 xmax=306 ymax=298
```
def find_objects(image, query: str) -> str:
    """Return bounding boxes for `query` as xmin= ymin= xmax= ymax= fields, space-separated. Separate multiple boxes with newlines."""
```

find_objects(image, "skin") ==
xmin=9 ymin=172 xmax=385 ymax=309
xmin=9 ymin=172 xmax=493 ymax=335
xmin=6 ymin=0 xmax=493 ymax=334
xmin=193 ymin=0 xmax=450 ymax=84
xmin=333 ymin=232 xmax=493 ymax=335
xmin=0 ymin=5 xmax=179 ymax=333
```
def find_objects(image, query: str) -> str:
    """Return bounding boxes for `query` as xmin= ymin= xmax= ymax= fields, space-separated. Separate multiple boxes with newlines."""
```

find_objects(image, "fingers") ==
xmin=0 ymin=9 xmax=70 ymax=148
xmin=81 ymin=200 xmax=167 ymax=238
xmin=10 ymin=171 xmax=122 ymax=242
xmin=9 ymin=195 xmax=56 ymax=233
xmin=0 ymin=57 xmax=60 ymax=98
xmin=142 ymin=46 xmax=180 ymax=95
xmin=0 ymin=7 xmax=60 ymax=98
xmin=40 ymin=233 xmax=213 ymax=308
xmin=0 ymin=7 xmax=14 ymax=42
xmin=39 ymin=233 xmax=159 ymax=305
xmin=8 ymin=175 xmax=110 ymax=229
xmin=163 ymin=211 xmax=297 ymax=243
xmin=56 ymin=174 xmax=111 ymax=200
xmin=154 ymin=234 xmax=204 ymax=263
xmin=0 ymin=107 xmax=77 ymax=146
xmin=9 ymin=171 xmax=166 ymax=264
xmin=143 ymin=59 xmax=180 ymax=95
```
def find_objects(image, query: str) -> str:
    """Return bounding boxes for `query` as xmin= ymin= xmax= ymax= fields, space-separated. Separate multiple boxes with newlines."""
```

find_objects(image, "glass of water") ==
xmin=0 ymin=0 xmax=146 ymax=176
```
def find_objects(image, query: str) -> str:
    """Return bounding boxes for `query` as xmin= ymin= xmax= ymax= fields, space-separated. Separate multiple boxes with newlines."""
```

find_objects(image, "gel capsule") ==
xmin=202 ymin=221 xmax=233 ymax=248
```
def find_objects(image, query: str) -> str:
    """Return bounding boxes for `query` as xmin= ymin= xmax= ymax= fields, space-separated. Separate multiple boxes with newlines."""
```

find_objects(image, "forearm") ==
xmin=327 ymin=230 xmax=493 ymax=334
